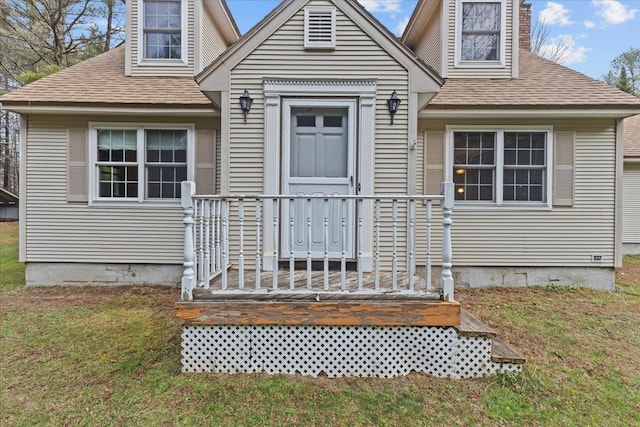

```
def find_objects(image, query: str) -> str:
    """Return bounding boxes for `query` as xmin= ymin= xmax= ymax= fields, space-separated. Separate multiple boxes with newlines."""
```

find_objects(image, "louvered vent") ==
xmin=304 ymin=7 xmax=336 ymax=49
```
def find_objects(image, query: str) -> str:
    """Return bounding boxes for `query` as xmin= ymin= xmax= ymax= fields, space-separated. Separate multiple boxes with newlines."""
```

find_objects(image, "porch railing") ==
xmin=180 ymin=181 xmax=454 ymax=302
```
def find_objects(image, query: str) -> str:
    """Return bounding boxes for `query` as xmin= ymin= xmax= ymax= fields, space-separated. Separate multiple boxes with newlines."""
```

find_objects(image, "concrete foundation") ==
xmin=623 ymin=243 xmax=640 ymax=255
xmin=429 ymin=266 xmax=616 ymax=291
xmin=25 ymin=262 xmax=182 ymax=287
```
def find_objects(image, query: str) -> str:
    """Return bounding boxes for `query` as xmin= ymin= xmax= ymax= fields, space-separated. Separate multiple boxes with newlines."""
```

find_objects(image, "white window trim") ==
xmin=137 ymin=0 xmax=189 ymax=67
xmin=88 ymin=122 xmax=195 ymax=207
xmin=304 ymin=6 xmax=336 ymax=50
xmin=454 ymin=0 xmax=507 ymax=68
xmin=445 ymin=125 xmax=553 ymax=209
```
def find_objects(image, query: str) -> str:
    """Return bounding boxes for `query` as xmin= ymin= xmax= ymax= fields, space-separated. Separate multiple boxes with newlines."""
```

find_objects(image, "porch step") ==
xmin=491 ymin=337 xmax=526 ymax=364
xmin=455 ymin=308 xmax=525 ymax=365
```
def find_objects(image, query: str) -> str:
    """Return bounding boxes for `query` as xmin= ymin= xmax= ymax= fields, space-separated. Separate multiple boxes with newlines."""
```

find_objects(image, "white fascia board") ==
xmin=3 ymin=105 xmax=219 ymax=116
xmin=420 ymin=108 xmax=640 ymax=119
xmin=625 ymin=157 xmax=640 ymax=163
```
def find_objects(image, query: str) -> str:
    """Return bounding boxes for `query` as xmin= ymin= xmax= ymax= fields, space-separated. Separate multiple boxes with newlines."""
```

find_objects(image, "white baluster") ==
xmin=181 ymin=181 xmax=196 ymax=301
xmin=306 ymin=197 xmax=312 ymax=290
xmin=289 ymin=198 xmax=295 ymax=290
xmin=203 ymin=201 xmax=211 ymax=289
xmin=221 ymin=199 xmax=229 ymax=290
xmin=323 ymin=198 xmax=329 ymax=290
xmin=238 ymin=198 xmax=245 ymax=289
xmin=408 ymin=199 xmax=415 ymax=292
xmin=392 ymin=199 xmax=398 ymax=290
xmin=426 ymin=200 xmax=432 ymax=291
xmin=196 ymin=199 xmax=204 ymax=285
xmin=357 ymin=199 xmax=363 ymax=291
xmin=374 ymin=199 xmax=380 ymax=291
xmin=272 ymin=198 xmax=279 ymax=290
xmin=215 ymin=200 xmax=221 ymax=273
xmin=341 ymin=198 xmax=347 ymax=291
xmin=255 ymin=199 xmax=262 ymax=290
xmin=440 ymin=182 xmax=455 ymax=302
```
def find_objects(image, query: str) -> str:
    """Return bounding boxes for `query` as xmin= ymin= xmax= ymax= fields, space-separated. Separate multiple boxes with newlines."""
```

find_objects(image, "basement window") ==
xmin=304 ymin=7 xmax=336 ymax=49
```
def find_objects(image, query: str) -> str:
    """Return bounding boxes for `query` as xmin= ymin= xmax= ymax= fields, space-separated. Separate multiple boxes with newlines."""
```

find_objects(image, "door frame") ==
xmin=281 ymin=99 xmax=357 ymax=259
xmin=262 ymin=79 xmax=376 ymax=272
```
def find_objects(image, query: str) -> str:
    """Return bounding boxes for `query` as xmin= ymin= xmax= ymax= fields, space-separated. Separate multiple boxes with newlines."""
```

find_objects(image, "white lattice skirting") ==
xmin=181 ymin=325 xmax=522 ymax=378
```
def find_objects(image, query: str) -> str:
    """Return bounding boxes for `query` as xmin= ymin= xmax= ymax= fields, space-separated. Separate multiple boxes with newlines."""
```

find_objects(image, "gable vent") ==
xmin=304 ymin=7 xmax=336 ymax=49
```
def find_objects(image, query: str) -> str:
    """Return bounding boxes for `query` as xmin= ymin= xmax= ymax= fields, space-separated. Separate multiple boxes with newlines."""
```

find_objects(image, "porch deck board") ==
xmin=192 ymin=269 xmax=440 ymax=301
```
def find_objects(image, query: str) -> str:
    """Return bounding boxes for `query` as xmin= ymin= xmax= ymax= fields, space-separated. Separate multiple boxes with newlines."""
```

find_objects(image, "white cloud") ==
xmin=538 ymin=34 xmax=590 ymax=65
xmin=592 ymin=0 xmax=637 ymax=24
xmin=539 ymin=2 xmax=573 ymax=26
xmin=395 ymin=16 xmax=410 ymax=35
xmin=358 ymin=0 xmax=401 ymax=13
xmin=583 ymin=20 xmax=596 ymax=29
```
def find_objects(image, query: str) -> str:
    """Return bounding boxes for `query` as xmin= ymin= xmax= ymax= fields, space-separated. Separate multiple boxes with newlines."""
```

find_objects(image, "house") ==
xmin=1 ymin=0 xmax=639 ymax=378
xmin=0 ymin=187 xmax=18 ymax=221
xmin=624 ymin=114 xmax=640 ymax=255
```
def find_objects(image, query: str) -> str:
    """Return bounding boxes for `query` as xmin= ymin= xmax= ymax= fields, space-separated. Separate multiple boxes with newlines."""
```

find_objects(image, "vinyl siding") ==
xmin=417 ymin=118 xmax=617 ymax=267
xmin=623 ymin=162 xmax=640 ymax=243
xmin=446 ymin=0 xmax=514 ymax=78
xmin=24 ymin=114 xmax=218 ymax=263
xmin=227 ymin=1 xmax=410 ymax=266
xmin=200 ymin=7 xmax=228 ymax=70
xmin=414 ymin=3 xmax=442 ymax=74
xmin=129 ymin=0 xmax=195 ymax=76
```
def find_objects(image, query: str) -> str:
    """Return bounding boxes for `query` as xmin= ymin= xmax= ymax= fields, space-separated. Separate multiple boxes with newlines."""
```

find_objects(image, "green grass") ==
xmin=1 ymin=220 xmax=639 ymax=426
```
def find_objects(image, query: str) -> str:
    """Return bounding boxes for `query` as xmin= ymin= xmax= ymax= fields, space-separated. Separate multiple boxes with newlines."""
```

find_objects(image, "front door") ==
xmin=282 ymin=102 xmax=356 ymax=259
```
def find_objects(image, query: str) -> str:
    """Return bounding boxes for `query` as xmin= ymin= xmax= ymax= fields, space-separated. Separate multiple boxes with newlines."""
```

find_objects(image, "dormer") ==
xmin=124 ymin=0 xmax=240 ymax=77
xmin=403 ymin=0 xmax=522 ymax=79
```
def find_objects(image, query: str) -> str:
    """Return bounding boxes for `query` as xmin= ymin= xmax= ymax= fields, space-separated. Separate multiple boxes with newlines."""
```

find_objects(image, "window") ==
xmin=304 ymin=7 xmax=336 ymax=49
xmin=143 ymin=0 xmax=183 ymax=60
xmin=451 ymin=129 xmax=551 ymax=205
xmin=457 ymin=0 xmax=504 ymax=63
xmin=91 ymin=124 xmax=193 ymax=203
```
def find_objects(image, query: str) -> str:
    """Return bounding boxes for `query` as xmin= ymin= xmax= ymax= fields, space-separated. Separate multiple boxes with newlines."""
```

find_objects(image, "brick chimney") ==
xmin=519 ymin=0 xmax=532 ymax=51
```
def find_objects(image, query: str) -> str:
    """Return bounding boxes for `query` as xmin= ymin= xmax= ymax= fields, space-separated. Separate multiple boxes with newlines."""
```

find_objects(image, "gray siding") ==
xmin=129 ymin=0 xmax=195 ymax=76
xmin=623 ymin=162 xmax=640 ymax=244
xmin=417 ymin=118 xmax=617 ymax=267
xmin=446 ymin=0 xmax=514 ymax=78
xmin=414 ymin=3 xmax=442 ymax=74
xmin=24 ymin=114 xmax=218 ymax=263
xmin=200 ymin=7 xmax=228 ymax=70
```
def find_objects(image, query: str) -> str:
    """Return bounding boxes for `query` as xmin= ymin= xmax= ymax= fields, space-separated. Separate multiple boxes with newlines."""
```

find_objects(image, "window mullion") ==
xmin=496 ymin=131 xmax=504 ymax=206
xmin=138 ymin=128 xmax=145 ymax=203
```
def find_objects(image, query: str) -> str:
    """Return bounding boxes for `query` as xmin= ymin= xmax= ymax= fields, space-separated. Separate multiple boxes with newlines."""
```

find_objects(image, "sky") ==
xmin=226 ymin=0 xmax=640 ymax=81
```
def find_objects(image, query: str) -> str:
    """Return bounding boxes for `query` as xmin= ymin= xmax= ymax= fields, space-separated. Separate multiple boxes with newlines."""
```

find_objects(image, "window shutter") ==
xmin=304 ymin=7 xmax=336 ymax=49
xmin=195 ymin=128 xmax=216 ymax=194
xmin=553 ymin=131 xmax=575 ymax=206
xmin=67 ymin=127 xmax=88 ymax=203
xmin=424 ymin=130 xmax=445 ymax=196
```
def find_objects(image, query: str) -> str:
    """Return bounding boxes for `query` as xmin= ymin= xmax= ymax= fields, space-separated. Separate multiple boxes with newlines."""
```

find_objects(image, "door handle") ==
xmin=350 ymin=175 xmax=354 ymax=186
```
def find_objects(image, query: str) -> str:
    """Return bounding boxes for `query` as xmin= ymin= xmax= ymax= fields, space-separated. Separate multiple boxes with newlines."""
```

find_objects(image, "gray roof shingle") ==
xmin=625 ymin=114 xmax=640 ymax=157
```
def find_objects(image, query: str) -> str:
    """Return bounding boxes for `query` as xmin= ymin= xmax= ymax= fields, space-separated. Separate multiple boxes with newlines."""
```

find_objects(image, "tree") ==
xmin=531 ymin=20 xmax=571 ymax=64
xmin=602 ymin=47 xmax=640 ymax=96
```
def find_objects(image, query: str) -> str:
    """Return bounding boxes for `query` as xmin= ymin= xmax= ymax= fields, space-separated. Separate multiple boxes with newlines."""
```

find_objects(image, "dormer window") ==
xmin=304 ymin=7 xmax=336 ymax=49
xmin=456 ymin=0 xmax=505 ymax=66
xmin=142 ymin=0 xmax=184 ymax=60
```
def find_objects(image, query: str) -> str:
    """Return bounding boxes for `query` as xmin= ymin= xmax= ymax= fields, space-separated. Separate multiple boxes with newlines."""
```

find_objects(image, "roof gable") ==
xmin=197 ymin=0 xmax=442 ymax=92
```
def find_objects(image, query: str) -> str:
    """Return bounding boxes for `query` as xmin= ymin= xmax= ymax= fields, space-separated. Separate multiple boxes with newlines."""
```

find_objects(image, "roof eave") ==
xmin=2 ymin=102 xmax=219 ymax=116
xmin=420 ymin=106 xmax=640 ymax=119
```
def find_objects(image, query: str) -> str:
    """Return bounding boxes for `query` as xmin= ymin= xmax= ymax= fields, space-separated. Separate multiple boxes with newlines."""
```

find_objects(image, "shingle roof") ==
xmin=624 ymin=114 xmax=640 ymax=157
xmin=0 ymin=46 xmax=212 ymax=108
xmin=428 ymin=50 xmax=640 ymax=109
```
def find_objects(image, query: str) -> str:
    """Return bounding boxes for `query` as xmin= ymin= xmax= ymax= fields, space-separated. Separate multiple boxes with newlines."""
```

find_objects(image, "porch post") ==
xmin=440 ymin=182 xmax=454 ymax=302
xmin=181 ymin=181 xmax=196 ymax=301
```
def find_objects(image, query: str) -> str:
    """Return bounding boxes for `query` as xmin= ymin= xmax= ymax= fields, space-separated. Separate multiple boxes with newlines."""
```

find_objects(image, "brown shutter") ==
xmin=553 ymin=131 xmax=575 ymax=206
xmin=424 ymin=130 xmax=445 ymax=196
xmin=67 ymin=127 xmax=88 ymax=202
xmin=195 ymin=128 xmax=216 ymax=194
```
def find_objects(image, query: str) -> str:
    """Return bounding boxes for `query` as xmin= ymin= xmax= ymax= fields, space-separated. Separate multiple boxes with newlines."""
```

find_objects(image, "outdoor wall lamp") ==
xmin=387 ymin=90 xmax=401 ymax=125
xmin=239 ymin=89 xmax=253 ymax=123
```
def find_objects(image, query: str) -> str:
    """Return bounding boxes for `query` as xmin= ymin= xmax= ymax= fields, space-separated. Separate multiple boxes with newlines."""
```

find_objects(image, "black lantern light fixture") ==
xmin=387 ymin=90 xmax=401 ymax=125
xmin=239 ymin=89 xmax=253 ymax=123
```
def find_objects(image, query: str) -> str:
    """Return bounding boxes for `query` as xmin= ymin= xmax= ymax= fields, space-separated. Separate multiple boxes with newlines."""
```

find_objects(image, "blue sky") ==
xmin=226 ymin=0 xmax=640 ymax=80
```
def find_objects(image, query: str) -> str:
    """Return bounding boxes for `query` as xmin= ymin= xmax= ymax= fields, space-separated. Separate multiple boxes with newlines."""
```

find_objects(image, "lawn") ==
xmin=1 ymin=220 xmax=639 ymax=426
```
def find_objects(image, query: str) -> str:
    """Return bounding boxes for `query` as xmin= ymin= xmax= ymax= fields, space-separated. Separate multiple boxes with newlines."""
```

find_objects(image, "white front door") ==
xmin=282 ymin=101 xmax=356 ymax=259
